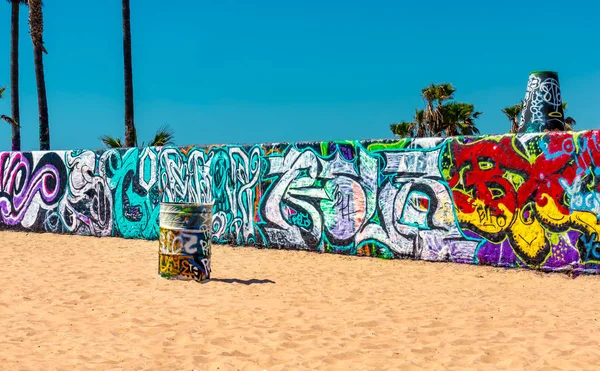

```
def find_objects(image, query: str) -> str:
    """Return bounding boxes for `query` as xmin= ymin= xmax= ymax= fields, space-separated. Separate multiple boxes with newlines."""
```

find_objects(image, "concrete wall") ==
xmin=2 ymin=131 xmax=599 ymax=273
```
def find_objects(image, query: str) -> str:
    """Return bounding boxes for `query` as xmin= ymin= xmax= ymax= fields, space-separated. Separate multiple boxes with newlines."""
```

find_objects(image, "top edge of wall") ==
xmin=2 ymin=128 xmax=598 ymax=153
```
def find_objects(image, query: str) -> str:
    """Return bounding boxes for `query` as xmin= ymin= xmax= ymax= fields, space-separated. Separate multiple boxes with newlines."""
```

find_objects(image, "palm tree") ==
xmin=562 ymin=102 xmax=576 ymax=131
xmin=100 ymin=125 xmax=175 ymax=148
xmin=421 ymin=84 xmax=437 ymax=134
xmin=390 ymin=121 xmax=415 ymax=138
xmin=506 ymin=100 xmax=576 ymax=132
xmin=122 ymin=0 xmax=136 ymax=147
xmin=502 ymin=102 xmax=523 ymax=133
xmin=433 ymin=83 xmax=456 ymax=134
xmin=392 ymin=84 xmax=480 ymax=138
xmin=390 ymin=109 xmax=428 ymax=138
xmin=6 ymin=0 xmax=28 ymax=151
xmin=439 ymin=102 xmax=482 ymax=136
xmin=99 ymin=135 xmax=124 ymax=148
xmin=28 ymin=0 xmax=50 ymax=150
xmin=564 ymin=117 xmax=576 ymax=131
xmin=420 ymin=83 xmax=457 ymax=136
xmin=414 ymin=108 xmax=427 ymax=137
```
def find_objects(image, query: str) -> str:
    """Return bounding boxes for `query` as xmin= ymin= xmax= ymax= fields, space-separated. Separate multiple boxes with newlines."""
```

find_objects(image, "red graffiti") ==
xmin=448 ymin=135 xmax=586 ymax=218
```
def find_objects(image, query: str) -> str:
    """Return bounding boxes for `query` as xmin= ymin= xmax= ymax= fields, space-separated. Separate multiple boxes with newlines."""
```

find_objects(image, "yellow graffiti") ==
xmin=158 ymin=254 xmax=209 ymax=280
xmin=457 ymin=199 xmax=513 ymax=235
xmin=457 ymin=193 xmax=600 ymax=265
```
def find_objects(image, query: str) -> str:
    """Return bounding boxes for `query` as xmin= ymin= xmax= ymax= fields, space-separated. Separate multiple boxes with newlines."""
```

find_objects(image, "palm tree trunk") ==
xmin=510 ymin=119 xmax=518 ymax=134
xmin=424 ymin=101 xmax=435 ymax=136
xmin=417 ymin=122 xmax=426 ymax=137
xmin=122 ymin=0 xmax=135 ymax=147
xmin=10 ymin=0 xmax=21 ymax=151
xmin=28 ymin=0 xmax=50 ymax=151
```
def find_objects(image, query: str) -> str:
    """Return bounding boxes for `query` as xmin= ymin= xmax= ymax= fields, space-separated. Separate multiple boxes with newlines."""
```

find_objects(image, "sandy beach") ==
xmin=1 ymin=231 xmax=600 ymax=370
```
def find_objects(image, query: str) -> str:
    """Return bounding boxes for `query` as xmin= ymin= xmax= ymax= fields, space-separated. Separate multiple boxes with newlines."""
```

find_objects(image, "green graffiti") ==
xmin=104 ymin=148 xmax=160 ymax=239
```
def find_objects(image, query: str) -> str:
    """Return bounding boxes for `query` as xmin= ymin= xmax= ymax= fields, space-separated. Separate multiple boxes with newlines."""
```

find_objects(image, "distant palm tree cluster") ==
xmin=100 ymin=124 xmax=175 ymax=148
xmin=391 ymin=83 xmax=578 ymax=138
xmin=390 ymin=83 xmax=481 ymax=138
xmin=1 ymin=1 xmax=175 ymax=151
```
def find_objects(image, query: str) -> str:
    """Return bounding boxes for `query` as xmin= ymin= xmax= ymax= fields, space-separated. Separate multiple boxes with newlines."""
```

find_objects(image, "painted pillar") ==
xmin=518 ymin=71 xmax=565 ymax=133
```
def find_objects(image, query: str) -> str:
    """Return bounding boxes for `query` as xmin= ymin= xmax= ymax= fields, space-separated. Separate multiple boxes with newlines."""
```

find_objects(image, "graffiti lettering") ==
xmin=578 ymin=233 xmax=600 ymax=262
xmin=0 ymin=152 xmax=64 ymax=228
xmin=158 ymin=254 xmax=210 ymax=280
xmin=45 ymin=150 xmax=113 ymax=236
xmin=103 ymin=148 xmax=160 ymax=239
xmin=2 ymin=129 xmax=600 ymax=274
xmin=445 ymin=133 xmax=600 ymax=267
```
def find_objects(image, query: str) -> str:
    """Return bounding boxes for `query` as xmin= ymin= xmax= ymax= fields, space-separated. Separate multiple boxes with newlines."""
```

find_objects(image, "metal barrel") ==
xmin=518 ymin=71 xmax=565 ymax=133
xmin=158 ymin=202 xmax=212 ymax=281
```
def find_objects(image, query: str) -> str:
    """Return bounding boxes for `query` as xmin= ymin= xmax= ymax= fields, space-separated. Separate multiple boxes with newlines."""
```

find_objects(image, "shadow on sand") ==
xmin=208 ymin=278 xmax=276 ymax=285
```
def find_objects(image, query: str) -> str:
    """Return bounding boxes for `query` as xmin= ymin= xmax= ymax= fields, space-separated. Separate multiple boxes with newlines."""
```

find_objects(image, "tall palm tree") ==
xmin=414 ymin=108 xmax=427 ymax=137
xmin=502 ymin=102 xmax=523 ymax=133
xmin=100 ymin=125 xmax=175 ymax=148
xmin=28 ymin=0 xmax=50 ymax=150
xmin=421 ymin=83 xmax=437 ymax=134
xmin=6 ymin=0 xmax=28 ymax=151
xmin=440 ymin=102 xmax=482 ymax=136
xmin=433 ymin=83 xmax=456 ymax=134
xmin=122 ymin=0 xmax=136 ymax=147
xmin=421 ymin=83 xmax=456 ymax=135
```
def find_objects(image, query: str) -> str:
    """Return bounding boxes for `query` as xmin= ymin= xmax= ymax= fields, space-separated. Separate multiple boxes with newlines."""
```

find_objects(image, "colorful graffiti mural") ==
xmin=1 ymin=131 xmax=600 ymax=273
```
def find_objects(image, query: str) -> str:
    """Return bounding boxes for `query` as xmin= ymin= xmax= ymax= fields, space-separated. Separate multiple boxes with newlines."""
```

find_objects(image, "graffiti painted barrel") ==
xmin=518 ymin=70 xmax=565 ymax=133
xmin=158 ymin=202 xmax=212 ymax=282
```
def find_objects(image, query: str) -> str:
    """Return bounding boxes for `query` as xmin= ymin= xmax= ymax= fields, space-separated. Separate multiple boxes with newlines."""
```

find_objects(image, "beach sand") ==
xmin=1 ymin=231 xmax=600 ymax=370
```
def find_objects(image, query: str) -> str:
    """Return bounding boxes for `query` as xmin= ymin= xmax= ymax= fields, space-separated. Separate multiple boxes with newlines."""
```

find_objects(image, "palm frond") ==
xmin=99 ymin=135 xmax=123 ymax=148
xmin=564 ymin=117 xmax=576 ymax=131
xmin=438 ymin=102 xmax=481 ymax=137
xmin=436 ymin=83 xmax=456 ymax=102
xmin=501 ymin=102 xmax=523 ymax=118
xmin=0 ymin=86 xmax=6 ymax=98
xmin=1 ymin=114 xmax=19 ymax=128
xmin=148 ymin=125 xmax=175 ymax=147
xmin=413 ymin=109 xmax=424 ymax=123
xmin=502 ymin=102 xmax=524 ymax=133
xmin=390 ymin=121 xmax=416 ymax=138
xmin=421 ymin=84 xmax=437 ymax=101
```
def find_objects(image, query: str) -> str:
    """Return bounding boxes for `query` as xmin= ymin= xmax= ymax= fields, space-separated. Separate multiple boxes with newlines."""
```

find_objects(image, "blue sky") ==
xmin=0 ymin=0 xmax=598 ymax=151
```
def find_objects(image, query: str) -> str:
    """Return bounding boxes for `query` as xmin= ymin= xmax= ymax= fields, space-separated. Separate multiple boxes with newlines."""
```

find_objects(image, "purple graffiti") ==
xmin=0 ymin=153 xmax=61 ymax=225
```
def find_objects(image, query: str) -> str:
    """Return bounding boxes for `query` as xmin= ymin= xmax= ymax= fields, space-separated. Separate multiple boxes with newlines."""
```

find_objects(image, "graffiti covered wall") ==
xmin=2 ymin=131 xmax=600 ymax=273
